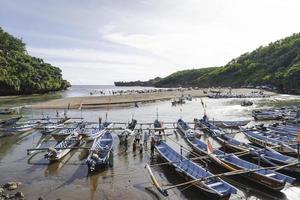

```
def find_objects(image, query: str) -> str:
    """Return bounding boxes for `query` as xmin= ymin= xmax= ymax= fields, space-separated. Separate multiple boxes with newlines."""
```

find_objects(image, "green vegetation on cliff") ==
xmin=154 ymin=67 xmax=217 ymax=88
xmin=155 ymin=33 xmax=300 ymax=93
xmin=115 ymin=77 xmax=162 ymax=87
xmin=0 ymin=27 xmax=70 ymax=95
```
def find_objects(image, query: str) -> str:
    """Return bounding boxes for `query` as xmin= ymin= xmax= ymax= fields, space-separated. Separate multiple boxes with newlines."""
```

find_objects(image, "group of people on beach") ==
xmin=123 ymin=128 xmax=156 ymax=156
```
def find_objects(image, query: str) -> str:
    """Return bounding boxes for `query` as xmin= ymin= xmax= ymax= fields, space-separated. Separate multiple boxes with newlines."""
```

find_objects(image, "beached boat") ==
xmin=117 ymin=119 xmax=137 ymax=143
xmin=194 ymin=117 xmax=227 ymax=138
xmin=241 ymin=100 xmax=253 ymax=107
xmin=216 ymin=134 xmax=300 ymax=173
xmin=252 ymin=110 xmax=283 ymax=120
xmin=39 ymin=116 xmax=71 ymax=134
xmin=14 ymin=123 xmax=36 ymax=132
xmin=154 ymin=119 xmax=163 ymax=130
xmin=267 ymin=124 xmax=299 ymax=137
xmin=241 ymin=128 xmax=298 ymax=157
xmin=41 ymin=123 xmax=65 ymax=134
xmin=171 ymin=97 xmax=185 ymax=106
xmin=154 ymin=141 xmax=237 ymax=199
xmin=86 ymin=131 xmax=113 ymax=172
xmin=0 ymin=108 xmax=16 ymax=115
xmin=51 ymin=121 xmax=86 ymax=141
xmin=190 ymin=139 xmax=295 ymax=191
xmin=177 ymin=118 xmax=201 ymax=138
xmin=0 ymin=116 xmax=22 ymax=127
xmin=81 ymin=122 xmax=112 ymax=141
xmin=44 ymin=132 xmax=82 ymax=161
xmin=209 ymin=120 xmax=250 ymax=129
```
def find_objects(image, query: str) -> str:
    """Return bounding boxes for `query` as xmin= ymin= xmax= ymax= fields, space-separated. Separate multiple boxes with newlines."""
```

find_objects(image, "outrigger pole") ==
xmin=145 ymin=164 xmax=168 ymax=197
xmin=26 ymin=146 xmax=90 ymax=155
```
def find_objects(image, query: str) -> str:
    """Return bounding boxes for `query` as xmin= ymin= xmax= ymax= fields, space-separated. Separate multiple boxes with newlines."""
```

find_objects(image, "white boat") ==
xmin=44 ymin=132 xmax=82 ymax=161
xmin=117 ymin=119 xmax=137 ymax=143
xmin=81 ymin=122 xmax=113 ymax=141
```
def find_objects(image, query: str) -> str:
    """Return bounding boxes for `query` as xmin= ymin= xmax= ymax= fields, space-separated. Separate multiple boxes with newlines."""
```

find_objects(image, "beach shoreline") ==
xmin=30 ymin=88 xmax=276 ymax=109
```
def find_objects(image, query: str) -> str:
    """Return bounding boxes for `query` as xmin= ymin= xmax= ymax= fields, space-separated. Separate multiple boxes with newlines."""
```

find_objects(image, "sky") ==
xmin=0 ymin=0 xmax=300 ymax=85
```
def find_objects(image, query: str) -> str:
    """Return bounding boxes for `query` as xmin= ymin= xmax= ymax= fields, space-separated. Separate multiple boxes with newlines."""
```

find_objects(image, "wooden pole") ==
xmin=180 ymin=145 xmax=183 ymax=161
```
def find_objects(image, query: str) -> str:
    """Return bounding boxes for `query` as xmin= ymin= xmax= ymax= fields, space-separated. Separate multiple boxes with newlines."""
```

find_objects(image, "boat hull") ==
xmin=155 ymin=149 xmax=232 ymax=200
xmin=244 ymin=132 xmax=297 ymax=157
xmin=216 ymin=159 xmax=285 ymax=191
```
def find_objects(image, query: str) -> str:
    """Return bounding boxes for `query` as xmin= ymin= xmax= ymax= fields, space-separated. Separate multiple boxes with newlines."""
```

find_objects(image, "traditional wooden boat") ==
xmin=41 ymin=123 xmax=65 ymax=134
xmin=86 ymin=131 xmax=113 ymax=172
xmin=154 ymin=141 xmax=237 ymax=199
xmin=177 ymin=118 xmax=202 ymax=138
xmin=117 ymin=119 xmax=137 ymax=143
xmin=0 ymin=116 xmax=22 ymax=127
xmin=240 ymin=128 xmax=298 ymax=157
xmin=216 ymin=134 xmax=300 ymax=173
xmin=191 ymin=139 xmax=295 ymax=191
xmin=194 ymin=117 xmax=227 ymax=138
xmin=14 ymin=123 xmax=36 ymax=132
xmin=242 ymin=128 xmax=297 ymax=145
xmin=267 ymin=124 xmax=299 ymax=137
xmin=210 ymin=120 xmax=250 ymax=129
xmin=241 ymin=100 xmax=253 ymax=107
xmin=51 ymin=121 xmax=86 ymax=141
xmin=152 ymin=119 xmax=166 ymax=141
xmin=44 ymin=132 xmax=82 ymax=161
xmin=0 ymin=108 xmax=18 ymax=115
xmin=171 ymin=97 xmax=185 ymax=106
xmin=39 ymin=116 xmax=71 ymax=134
xmin=81 ymin=122 xmax=112 ymax=141
xmin=252 ymin=110 xmax=283 ymax=120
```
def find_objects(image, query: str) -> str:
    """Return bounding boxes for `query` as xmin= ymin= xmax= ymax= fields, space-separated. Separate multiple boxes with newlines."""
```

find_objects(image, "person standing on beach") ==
xmin=139 ymin=143 xmax=143 ymax=154
xmin=135 ymin=130 xmax=141 ymax=144
xmin=133 ymin=140 xmax=136 ymax=152
xmin=150 ymin=137 xmax=155 ymax=156
xmin=143 ymin=129 xmax=150 ymax=150
xmin=98 ymin=117 xmax=102 ymax=129
xmin=124 ymin=134 xmax=128 ymax=152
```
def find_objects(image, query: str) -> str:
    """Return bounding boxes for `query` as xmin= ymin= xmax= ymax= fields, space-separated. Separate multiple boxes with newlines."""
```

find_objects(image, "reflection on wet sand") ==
xmin=0 ymin=130 xmax=36 ymax=159
xmin=88 ymin=168 xmax=110 ymax=200
xmin=78 ymin=141 xmax=91 ymax=161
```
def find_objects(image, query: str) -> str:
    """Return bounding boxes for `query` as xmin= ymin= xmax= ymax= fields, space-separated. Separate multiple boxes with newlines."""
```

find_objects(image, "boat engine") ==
xmin=46 ymin=147 xmax=58 ymax=158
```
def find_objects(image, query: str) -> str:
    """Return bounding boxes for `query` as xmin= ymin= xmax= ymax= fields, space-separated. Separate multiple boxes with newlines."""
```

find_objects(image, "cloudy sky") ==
xmin=0 ymin=0 xmax=299 ymax=85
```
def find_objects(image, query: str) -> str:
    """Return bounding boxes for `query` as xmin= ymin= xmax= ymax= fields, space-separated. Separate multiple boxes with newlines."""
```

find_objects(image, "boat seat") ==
xmin=207 ymin=182 xmax=223 ymax=188
xmin=101 ymin=139 xmax=112 ymax=141
xmin=265 ymin=173 xmax=276 ymax=177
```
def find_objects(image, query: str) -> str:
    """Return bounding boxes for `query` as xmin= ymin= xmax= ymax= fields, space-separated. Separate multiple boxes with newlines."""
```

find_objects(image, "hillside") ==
xmin=154 ymin=67 xmax=217 ymax=88
xmin=0 ymin=27 xmax=70 ymax=95
xmin=115 ymin=77 xmax=162 ymax=87
xmin=155 ymin=33 xmax=300 ymax=93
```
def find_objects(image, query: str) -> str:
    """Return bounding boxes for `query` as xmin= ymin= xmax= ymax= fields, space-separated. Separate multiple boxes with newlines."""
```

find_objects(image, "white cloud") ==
xmin=6 ymin=0 xmax=300 ymax=84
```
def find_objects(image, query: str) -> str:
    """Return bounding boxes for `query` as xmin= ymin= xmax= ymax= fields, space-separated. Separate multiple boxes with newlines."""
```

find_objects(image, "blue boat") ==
xmin=187 ymin=138 xmax=295 ymax=191
xmin=216 ymin=134 xmax=300 ymax=173
xmin=154 ymin=141 xmax=237 ymax=199
xmin=267 ymin=124 xmax=299 ymax=137
xmin=51 ymin=121 xmax=86 ymax=141
xmin=177 ymin=119 xmax=200 ymax=138
xmin=86 ymin=131 xmax=113 ymax=172
xmin=241 ymin=128 xmax=298 ymax=157
xmin=194 ymin=117 xmax=228 ymax=138
xmin=81 ymin=122 xmax=112 ymax=141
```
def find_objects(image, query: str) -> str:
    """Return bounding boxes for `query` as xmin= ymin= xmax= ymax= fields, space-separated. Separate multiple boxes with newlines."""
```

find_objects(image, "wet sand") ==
xmin=1 ymin=94 xmax=300 ymax=200
xmin=31 ymin=88 xmax=275 ymax=109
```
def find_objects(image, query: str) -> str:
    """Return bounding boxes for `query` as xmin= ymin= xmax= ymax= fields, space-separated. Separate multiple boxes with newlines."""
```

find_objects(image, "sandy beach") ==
xmin=31 ymin=88 xmax=275 ymax=109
